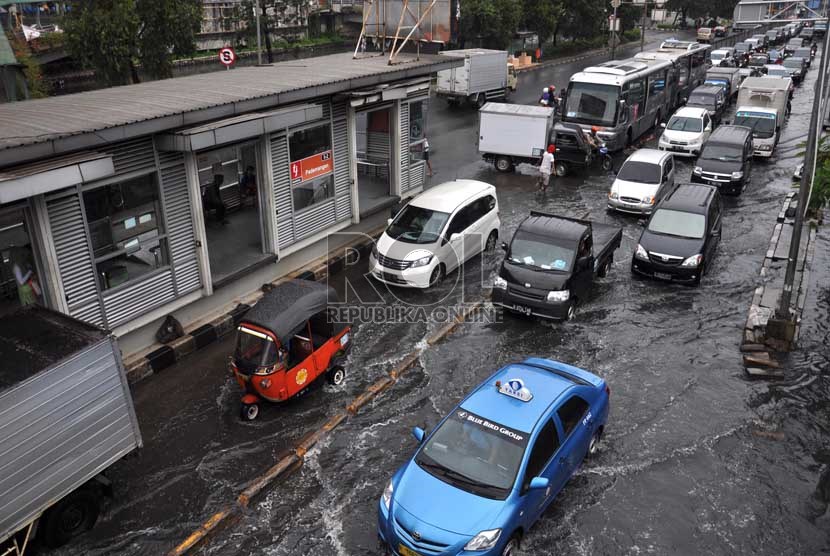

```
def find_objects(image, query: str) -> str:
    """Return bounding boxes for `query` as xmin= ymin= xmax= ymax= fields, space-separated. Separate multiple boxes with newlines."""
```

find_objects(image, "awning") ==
xmin=345 ymin=78 xmax=431 ymax=107
xmin=0 ymin=152 xmax=114 ymax=204
xmin=155 ymin=104 xmax=323 ymax=152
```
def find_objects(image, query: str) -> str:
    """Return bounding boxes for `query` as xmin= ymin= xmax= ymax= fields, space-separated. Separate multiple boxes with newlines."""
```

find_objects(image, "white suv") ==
xmin=658 ymin=106 xmax=713 ymax=157
xmin=370 ymin=180 xmax=500 ymax=288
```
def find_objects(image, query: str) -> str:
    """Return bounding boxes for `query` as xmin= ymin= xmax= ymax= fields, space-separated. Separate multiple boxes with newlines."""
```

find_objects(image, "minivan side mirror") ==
xmin=660 ymin=122 xmax=666 ymax=128
xmin=412 ymin=427 xmax=425 ymax=443
xmin=387 ymin=218 xmax=394 ymax=226
xmin=450 ymin=233 xmax=462 ymax=243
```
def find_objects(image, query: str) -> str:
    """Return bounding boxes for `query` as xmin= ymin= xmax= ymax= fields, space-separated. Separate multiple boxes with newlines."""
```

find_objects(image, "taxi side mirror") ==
xmin=412 ymin=427 xmax=425 ymax=443
xmin=529 ymin=477 xmax=549 ymax=490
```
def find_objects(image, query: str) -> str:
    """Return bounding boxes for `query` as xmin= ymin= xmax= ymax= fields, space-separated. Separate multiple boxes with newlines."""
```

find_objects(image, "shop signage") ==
xmin=290 ymin=150 xmax=333 ymax=183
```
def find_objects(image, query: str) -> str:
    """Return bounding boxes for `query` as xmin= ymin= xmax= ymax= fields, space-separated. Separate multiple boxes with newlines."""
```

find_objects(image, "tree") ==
xmin=522 ymin=0 xmax=563 ymax=46
xmin=458 ymin=0 xmax=523 ymax=49
xmin=63 ymin=0 xmax=202 ymax=85
xmin=230 ymin=1 xmax=312 ymax=63
xmin=555 ymin=0 xmax=605 ymax=42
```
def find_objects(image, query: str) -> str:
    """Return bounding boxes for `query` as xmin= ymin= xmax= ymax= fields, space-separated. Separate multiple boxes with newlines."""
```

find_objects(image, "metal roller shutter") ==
xmin=102 ymin=270 xmax=176 ymax=328
xmin=332 ymin=101 xmax=352 ymax=222
xmin=159 ymin=156 xmax=202 ymax=296
xmin=105 ymin=137 xmax=157 ymax=175
xmin=399 ymin=103 xmax=410 ymax=193
xmin=271 ymin=132 xmax=294 ymax=249
xmin=294 ymin=199 xmax=337 ymax=241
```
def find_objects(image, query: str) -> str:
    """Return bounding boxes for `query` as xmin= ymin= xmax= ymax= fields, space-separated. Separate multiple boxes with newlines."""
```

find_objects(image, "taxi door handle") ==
xmin=558 ymin=457 xmax=567 ymax=466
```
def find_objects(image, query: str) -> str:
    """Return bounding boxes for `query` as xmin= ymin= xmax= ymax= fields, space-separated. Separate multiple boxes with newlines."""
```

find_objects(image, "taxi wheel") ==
xmin=502 ymin=535 xmax=521 ymax=556
xmin=328 ymin=365 xmax=346 ymax=386
xmin=241 ymin=403 xmax=260 ymax=421
xmin=588 ymin=429 xmax=602 ymax=457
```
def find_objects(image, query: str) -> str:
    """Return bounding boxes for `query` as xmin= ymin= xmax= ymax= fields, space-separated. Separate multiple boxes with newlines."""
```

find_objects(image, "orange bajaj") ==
xmin=230 ymin=280 xmax=351 ymax=421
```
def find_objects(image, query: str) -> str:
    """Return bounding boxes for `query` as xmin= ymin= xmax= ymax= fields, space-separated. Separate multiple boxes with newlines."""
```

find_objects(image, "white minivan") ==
xmin=607 ymin=148 xmax=676 ymax=215
xmin=370 ymin=180 xmax=500 ymax=288
xmin=657 ymin=106 xmax=713 ymax=157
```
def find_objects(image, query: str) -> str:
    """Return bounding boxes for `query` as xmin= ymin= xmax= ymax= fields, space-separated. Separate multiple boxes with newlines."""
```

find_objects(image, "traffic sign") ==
xmin=611 ymin=0 xmax=620 ymax=8
xmin=219 ymin=47 xmax=236 ymax=67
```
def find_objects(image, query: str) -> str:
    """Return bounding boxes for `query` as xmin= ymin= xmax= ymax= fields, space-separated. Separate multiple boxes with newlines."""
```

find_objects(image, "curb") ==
xmin=124 ymin=225 xmax=385 ymax=385
xmin=166 ymin=298 xmax=485 ymax=555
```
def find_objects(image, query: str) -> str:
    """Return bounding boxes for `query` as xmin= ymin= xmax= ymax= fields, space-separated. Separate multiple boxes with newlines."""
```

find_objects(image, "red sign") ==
xmin=219 ymin=47 xmax=236 ymax=67
xmin=291 ymin=150 xmax=333 ymax=183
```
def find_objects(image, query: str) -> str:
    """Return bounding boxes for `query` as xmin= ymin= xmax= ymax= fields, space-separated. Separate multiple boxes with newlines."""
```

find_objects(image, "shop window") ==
xmin=83 ymin=174 xmax=169 ymax=291
xmin=409 ymin=99 xmax=427 ymax=143
xmin=0 ymin=208 xmax=44 ymax=316
xmin=289 ymin=123 xmax=334 ymax=211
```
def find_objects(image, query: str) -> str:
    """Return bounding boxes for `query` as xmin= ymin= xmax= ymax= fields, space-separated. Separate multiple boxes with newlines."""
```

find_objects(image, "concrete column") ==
xmin=348 ymin=104 xmax=361 ymax=224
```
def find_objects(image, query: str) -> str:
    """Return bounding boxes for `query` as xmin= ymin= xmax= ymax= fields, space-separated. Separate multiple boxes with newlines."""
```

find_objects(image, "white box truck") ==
xmin=437 ymin=49 xmax=517 ymax=108
xmin=0 ymin=307 xmax=142 ymax=555
xmin=734 ymin=76 xmax=792 ymax=157
xmin=479 ymin=102 xmax=555 ymax=172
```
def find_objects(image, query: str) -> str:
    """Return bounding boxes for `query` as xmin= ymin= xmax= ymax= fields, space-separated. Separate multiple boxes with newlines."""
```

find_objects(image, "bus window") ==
xmin=627 ymin=78 xmax=646 ymax=119
xmin=649 ymin=71 xmax=666 ymax=96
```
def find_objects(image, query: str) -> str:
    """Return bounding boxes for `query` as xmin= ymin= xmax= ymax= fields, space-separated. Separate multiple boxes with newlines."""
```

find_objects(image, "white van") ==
xmin=607 ymin=149 xmax=676 ymax=215
xmin=657 ymin=106 xmax=713 ymax=157
xmin=370 ymin=180 xmax=500 ymax=288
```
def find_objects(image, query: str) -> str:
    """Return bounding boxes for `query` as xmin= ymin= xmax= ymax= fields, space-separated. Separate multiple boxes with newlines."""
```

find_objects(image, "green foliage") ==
xmin=10 ymin=36 xmax=48 ymax=98
xmin=62 ymin=0 xmax=202 ymax=85
xmin=459 ymin=0 xmax=523 ymax=49
xmin=810 ymin=137 xmax=830 ymax=209
xmin=622 ymin=28 xmax=641 ymax=42
xmin=521 ymin=0 xmax=563 ymax=46
xmin=545 ymin=35 xmax=606 ymax=57
xmin=556 ymin=0 xmax=605 ymax=41
xmin=664 ymin=0 xmax=738 ymax=21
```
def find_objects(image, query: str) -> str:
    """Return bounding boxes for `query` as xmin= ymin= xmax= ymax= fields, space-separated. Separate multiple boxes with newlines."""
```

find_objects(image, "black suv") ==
xmin=686 ymin=85 xmax=727 ymax=125
xmin=692 ymin=125 xmax=753 ymax=195
xmin=631 ymin=184 xmax=722 ymax=285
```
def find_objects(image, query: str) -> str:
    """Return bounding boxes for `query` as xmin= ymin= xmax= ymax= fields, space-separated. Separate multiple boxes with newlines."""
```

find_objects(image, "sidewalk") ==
xmin=742 ymin=192 xmax=819 ymax=376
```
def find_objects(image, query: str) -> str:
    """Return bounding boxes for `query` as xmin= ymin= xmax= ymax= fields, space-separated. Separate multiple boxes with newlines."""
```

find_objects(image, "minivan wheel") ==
xmin=566 ymin=299 xmax=577 ymax=320
xmin=429 ymin=264 xmax=445 ymax=287
xmin=485 ymin=231 xmax=498 ymax=252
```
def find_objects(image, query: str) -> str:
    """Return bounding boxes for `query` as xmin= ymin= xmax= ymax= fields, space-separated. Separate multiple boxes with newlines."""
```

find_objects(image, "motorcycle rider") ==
xmin=586 ymin=126 xmax=602 ymax=151
xmin=539 ymin=87 xmax=551 ymax=107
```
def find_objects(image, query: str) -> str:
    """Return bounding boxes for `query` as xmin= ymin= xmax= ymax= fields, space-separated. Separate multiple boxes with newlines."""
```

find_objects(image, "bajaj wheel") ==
xmin=554 ymin=161 xmax=568 ymax=177
xmin=241 ymin=403 xmax=260 ymax=421
xmin=328 ymin=365 xmax=346 ymax=386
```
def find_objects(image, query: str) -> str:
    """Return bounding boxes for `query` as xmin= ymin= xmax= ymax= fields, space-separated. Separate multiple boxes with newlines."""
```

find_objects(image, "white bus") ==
xmin=561 ymin=40 xmax=710 ymax=151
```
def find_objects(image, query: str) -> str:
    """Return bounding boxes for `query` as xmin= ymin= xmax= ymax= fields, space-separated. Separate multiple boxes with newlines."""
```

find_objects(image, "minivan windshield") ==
xmin=667 ymin=116 xmax=703 ymax=132
xmin=508 ymin=231 xmax=575 ymax=271
xmin=687 ymin=93 xmax=716 ymax=107
xmin=701 ymin=143 xmax=743 ymax=162
xmin=617 ymin=160 xmax=662 ymax=184
xmin=416 ymin=409 xmax=528 ymax=499
xmin=386 ymin=205 xmax=450 ymax=244
xmin=734 ymin=111 xmax=776 ymax=138
xmin=648 ymin=209 xmax=706 ymax=239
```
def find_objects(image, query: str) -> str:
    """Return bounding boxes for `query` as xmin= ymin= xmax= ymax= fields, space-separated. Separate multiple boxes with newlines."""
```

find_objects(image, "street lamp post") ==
xmin=640 ymin=0 xmax=647 ymax=52
xmin=610 ymin=0 xmax=620 ymax=60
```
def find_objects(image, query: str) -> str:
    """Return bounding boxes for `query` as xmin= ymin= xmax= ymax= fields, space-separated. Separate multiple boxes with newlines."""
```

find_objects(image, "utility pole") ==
xmin=610 ymin=0 xmax=620 ymax=60
xmin=770 ymin=19 xmax=830 ymax=345
xmin=640 ymin=0 xmax=647 ymax=52
xmin=255 ymin=0 xmax=263 ymax=65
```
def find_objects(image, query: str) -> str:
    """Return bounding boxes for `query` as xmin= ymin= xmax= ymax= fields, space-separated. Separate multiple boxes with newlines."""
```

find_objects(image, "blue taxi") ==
xmin=378 ymin=358 xmax=610 ymax=556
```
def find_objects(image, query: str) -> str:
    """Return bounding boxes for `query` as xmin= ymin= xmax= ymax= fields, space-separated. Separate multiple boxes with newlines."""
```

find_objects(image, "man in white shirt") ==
xmin=538 ymin=144 xmax=555 ymax=192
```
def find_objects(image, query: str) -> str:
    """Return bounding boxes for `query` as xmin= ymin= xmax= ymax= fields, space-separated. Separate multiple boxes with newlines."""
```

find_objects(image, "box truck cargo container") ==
xmin=478 ymin=102 xmax=555 ymax=172
xmin=734 ymin=76 xmax=791 ymax=156
xmin=437 ymin=49 xmax=516 ymax=107
xmin=0 ymin=307 xmax=142 ymax=554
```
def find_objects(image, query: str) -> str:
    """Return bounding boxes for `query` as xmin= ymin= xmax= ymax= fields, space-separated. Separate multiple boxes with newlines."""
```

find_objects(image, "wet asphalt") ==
xmin=49 ymin=32 xmax=830 ymax=556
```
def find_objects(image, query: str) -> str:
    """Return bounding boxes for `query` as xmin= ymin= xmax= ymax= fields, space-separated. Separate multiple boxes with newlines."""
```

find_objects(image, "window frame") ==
xmin=288 ymin=121 xmax=336 ymax=214
xmin=521 ymin=418 xmax=560 ymax=492
xmin=81 ymin=171 xmax=171 ymax=294
xmin=556 ymin=395 xmax=591 ymax=439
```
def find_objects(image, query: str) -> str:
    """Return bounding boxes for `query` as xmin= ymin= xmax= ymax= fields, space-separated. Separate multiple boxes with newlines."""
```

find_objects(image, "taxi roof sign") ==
xmin=498 ymin=378 xmax=533 ymax=402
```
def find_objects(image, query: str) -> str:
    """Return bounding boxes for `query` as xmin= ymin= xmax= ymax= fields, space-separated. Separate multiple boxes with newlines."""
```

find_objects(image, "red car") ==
xmin=230 ymin=279 xmax=352 ymax=420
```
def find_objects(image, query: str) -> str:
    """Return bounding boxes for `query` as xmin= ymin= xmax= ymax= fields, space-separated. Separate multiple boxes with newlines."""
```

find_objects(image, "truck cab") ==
xmin=492 ymin=211 xmax=622 ymax=321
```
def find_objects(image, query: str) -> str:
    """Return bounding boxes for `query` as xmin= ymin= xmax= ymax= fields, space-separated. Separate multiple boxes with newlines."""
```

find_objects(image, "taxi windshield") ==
xmin=416 ymin=409 xmax=528 ymax=500
xmin=235 ymin=327 xmax=277 ymax=370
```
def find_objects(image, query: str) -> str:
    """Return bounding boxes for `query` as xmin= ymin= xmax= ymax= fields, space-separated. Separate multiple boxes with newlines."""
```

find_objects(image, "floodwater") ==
xmin=50 ymin=34 xmax=830 ymax=556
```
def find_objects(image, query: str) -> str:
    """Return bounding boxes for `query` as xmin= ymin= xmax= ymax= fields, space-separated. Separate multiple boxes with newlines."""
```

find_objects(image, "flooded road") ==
xmin=52 ymin=37 xmax=830 ymax=556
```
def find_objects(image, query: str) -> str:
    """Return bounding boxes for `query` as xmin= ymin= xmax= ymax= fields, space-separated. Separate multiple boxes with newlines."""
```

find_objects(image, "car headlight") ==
xmin=682 ymin=254 xmax=703 ymax=267
xmin=464 ymin=529 xmax=502 ymax=551
xmin=760 ymin=145 xmax=772 ymax=151
xmin=546 ymin=289 xmax=570 ymax=302
xmin=731 ymin=171 xmax=744 ymax=179
xmin=609 ymin=190 xmax=619 ymax=200
xmin=382 ymin=480 xmax=393 ymax=511
xmin=409 ymin=255 xmax=433 ymax=268
xmin=642 ymin=196 xmax=655 ymax=205
xmin=494 ymin=276 xmax=507 ymax=290
xmin=693 ymin=166 xmax=703 ymax=175
xmin=635 ymin=243 xmax=649 ymax=260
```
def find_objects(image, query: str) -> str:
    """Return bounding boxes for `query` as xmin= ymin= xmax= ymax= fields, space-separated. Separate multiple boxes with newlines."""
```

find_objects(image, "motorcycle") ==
xmin=591 ymin=142 xmax=614 ymax=171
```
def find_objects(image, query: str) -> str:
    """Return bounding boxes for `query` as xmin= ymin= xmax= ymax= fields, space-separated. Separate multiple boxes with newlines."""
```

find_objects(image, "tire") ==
xmin=485 ymin=231 xmax=498 ymax=252
xmin=693 ymin=261 xmax=705 ymax=285
xmin=566 ymin=299 xmax=576 ymax=321
xmin=502 ymin=535 xmax=521 ymax=556
xmin=40 ymin=489 xmax=100 ymax=548
xmin=554 ymin=161 xmax=568 ymax=177
xmin=601 ymin=155 xmax=613 ymax=171
xmin=495 ymin=156 xmax=514 ymax=173
xmin=588 ymin=429 xmax=602 ymax=457
xmin=476 ymin=93 xmax=487 ymax=108
xmin=241 ymin=402 xmax=260 ymax=421
xmin=428 ymin=264 xmax=445 ymax=287
xmin=327 ymin=365 xmax=346 ymax=386
xmin=597 ymin=257 xmax=611 ymax=278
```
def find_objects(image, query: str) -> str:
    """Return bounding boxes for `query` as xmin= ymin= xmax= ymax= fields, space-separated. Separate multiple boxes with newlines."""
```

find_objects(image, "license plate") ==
xmin=512 ymin=304 xmax=532 ymax=316
xmin=654 ymin=272 xmax=673 ymax=280
xmin=398 ymin=545 xmax=421 ymax=556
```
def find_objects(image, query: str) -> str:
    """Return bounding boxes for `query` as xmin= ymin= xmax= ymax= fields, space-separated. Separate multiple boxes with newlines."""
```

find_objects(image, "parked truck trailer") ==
xmin=437 ymin=49 xmax=516 ymax=108
xmin=0 ymin=307 xmax=142 ymax=555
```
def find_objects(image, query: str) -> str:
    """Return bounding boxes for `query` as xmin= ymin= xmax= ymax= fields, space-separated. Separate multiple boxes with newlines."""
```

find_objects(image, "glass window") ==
xmin=0 ymin=208 xmax=44 ymax=315
xmin=617 ymin=161 xmax=662 ymax=184
xmin=523 ymin=419 xmax=559 ymax=490
xmin=648 ymin=71 xmax=666 ymax=95
xmin=647 ymin=209 xmax=706 ymax=239
xmin=666 ymin=116 xmax=703 ymax=132
xmin=508 ymin=231 xmax=575 ymax=272
xmin=627 ymin=78 xmax=646 ymax=104
xmin=385 ymin=205 xmax=450 ymax=244
xmin=557 ymin=395 xmax=590 ymax=438
xmin=564 ymin=82 xmax=620 ymax=126
xmin=83 ymin=174 xmax=169 ymax=291
xmin=446 ymin=206 xmax=473 ymax=237
xmin=289 ymin=124 xmax=335 ymax=211
xmin=409 ymin=99 xmax=427 ymax=143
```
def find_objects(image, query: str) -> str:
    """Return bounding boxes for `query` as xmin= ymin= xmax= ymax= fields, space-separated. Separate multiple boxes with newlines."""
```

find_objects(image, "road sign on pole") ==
xmin=611 ymin=0 xmax=620 ymax=7
xmin=219 ymin=47 xmax=236 ymax=68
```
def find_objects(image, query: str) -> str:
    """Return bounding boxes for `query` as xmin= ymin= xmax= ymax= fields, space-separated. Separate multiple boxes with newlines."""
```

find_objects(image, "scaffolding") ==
xmin=355 ymin=0 xmax=447 ymax=64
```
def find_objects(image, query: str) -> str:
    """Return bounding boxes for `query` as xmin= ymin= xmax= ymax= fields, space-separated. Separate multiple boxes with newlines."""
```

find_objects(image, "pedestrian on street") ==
xmin=538 ymin=145 xmax=555 ymax=192
xmin=424 ymin=137 xmax=433 ymax=177
xmin=205 ymin=163 xmax=228 ymax=224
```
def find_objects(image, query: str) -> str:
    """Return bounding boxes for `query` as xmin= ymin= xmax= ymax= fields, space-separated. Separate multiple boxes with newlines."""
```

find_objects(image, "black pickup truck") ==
xmin=492 ymin=211 xmax=623 ymax=320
